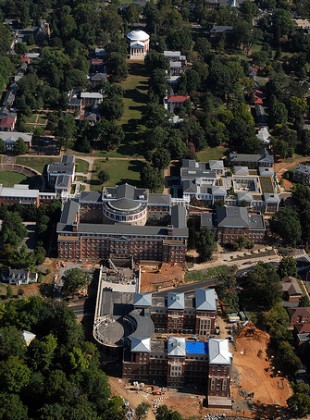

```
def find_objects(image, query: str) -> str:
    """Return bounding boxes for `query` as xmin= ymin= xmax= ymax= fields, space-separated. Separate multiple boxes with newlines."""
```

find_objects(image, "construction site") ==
xmin=140 ymin=262 xmax=185 ymax=292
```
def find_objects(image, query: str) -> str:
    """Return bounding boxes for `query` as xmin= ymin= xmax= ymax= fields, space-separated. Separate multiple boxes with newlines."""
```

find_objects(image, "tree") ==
xmin=140 ymin=164 xmax=163 ymax=192
xmin=196 ymin=227 xmax=215 ymax=262
xmin=1 ymin=211 xmax=27 ymax=247
xmin=0 ymin=326 xmax=26 ymax=359
xmin=156 ymin=405 xmax=183 ymax=420
xmin=108 ymin=53 xmax=128 ymax=82
xmin=56 ymin=114 xmax=77 ymax=150
xmin=62 ymin=268 xmax=91 ymax=297
xmin=0 ymin=139 xmax=6 ymax=154
xmin=145 ymin=52 xmax=169 ymax=72
xmin=98 ymin=170 xmax=110 ymax=184
xmin=299 ymin=295 xmax=310 ymax=307
xmin=0 ymin=356 xmax=31 ymax=393
xmin=13 ymin=138 xmax=28 ymax=155
xmin=93 ymin=120 xmax=124 ymax=151
xmin=152 ymin=149 xmax=171 ymax=170
xmin=270 ymin=207 xmax=302 ymax=246
xmin=278 ymin=257 xmax=297 ymax=278
xmin=243 ymin=262 xmax=282 ymax=310
xmin=143 ymin=103 xmax=169 ymax=129
xmin=269 ymin=95 xmax=288 ymax=127
xmin=288 ymin=389 xmax=310 ymax=418
xmin=261 ymin=304 xmax=290 ymax=341
xmin=136 ymin=402 xmax=151 ymax=419
xmin=0 ymin=393 xmax=28 ymax=420
xmin=276 ymin=341 xmax=302 ymax=377
xmin=99 ymin=96 xmax=124 ymax=121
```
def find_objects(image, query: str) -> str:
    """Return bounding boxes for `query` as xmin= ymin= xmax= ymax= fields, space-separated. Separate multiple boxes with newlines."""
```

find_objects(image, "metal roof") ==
xmin=133 ymin=293 xmax=153 ymax=308
xmin=131 ymin=337 xmax=151 ymax=353
xmin=167 ymin=292 xmax=185 ymax=309
xmin=167 ymin=337 xmax=186 ymax=357
xmin=195 ymin=288 xmax=217 ymax=311
xmin=216 ymin=206 xmax=249 ymax=228
xmin=208 ymin=339 xmax=232 ymax=365
xmin=171 ymin=205 xmax=187 ymax=229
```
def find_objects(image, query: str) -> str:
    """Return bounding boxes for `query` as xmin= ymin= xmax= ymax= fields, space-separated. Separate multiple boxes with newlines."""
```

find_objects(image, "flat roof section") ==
xmin=186 ymin=341 xmax=208 ymax=355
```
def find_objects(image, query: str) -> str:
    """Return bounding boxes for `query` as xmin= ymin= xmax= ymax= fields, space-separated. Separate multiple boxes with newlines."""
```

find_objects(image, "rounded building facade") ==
xmin=103 ymin=197 xmax=147 ymax=226
xmin=127 ymin=30 xmax=150 ymax=60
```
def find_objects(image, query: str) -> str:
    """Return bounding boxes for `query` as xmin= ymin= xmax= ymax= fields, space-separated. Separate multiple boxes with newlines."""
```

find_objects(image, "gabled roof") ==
xmin=167 ymin=292 xmax=185 ymax=309
xmin=167 ymin=95 xmax=190 ymax=102
xmin=133 ymin=293 xmax=153 ymax=308
xmin=209 ymin=160 xmax=224 ymax=171
xmin=22 ymin=330 xmax=36 ymax=346
xmin=281 ymin=277 xmax=302 ymax=296
xmin=167 ymin=337 xmax=186 ymax=357
xmin=195 ymin=288 xmax=217 ymax=311
xmin=131 ymin=337 xmax=151 ymax=353
xmin=208 ymin=339 xmax=232 ymax=365
xmin=216 ymin=206 xmax=249 ymax=228
xmin=288 ymin=307 xmax=310 ymax=319
xmin=237 ymin=191 xmax=253 ymax=202
xmin=234 ymin=166 xmax=249 ymax=176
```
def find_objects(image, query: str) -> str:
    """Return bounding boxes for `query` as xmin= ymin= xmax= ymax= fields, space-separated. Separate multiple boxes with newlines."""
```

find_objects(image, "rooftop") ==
xmin=208 ymin=339 xmax=232 ymax=365
xmin=186 ymin=341 xmax=208 ymax=355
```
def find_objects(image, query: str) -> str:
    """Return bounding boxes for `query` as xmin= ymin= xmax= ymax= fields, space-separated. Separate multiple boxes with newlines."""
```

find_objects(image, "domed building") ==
xmin=127 ymin=29 xmax=150 ymax=60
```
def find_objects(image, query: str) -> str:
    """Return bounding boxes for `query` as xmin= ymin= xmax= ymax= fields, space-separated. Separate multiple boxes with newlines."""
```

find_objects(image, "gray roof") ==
xmin=281 ymin=276 xmax=303 ymax=296
xmin=58 ymin=219 xmax=188 ymax=237
xmin=200 ymin=212 xmax=214 ymax=229
xmin=167 ymin=292 xmax=185 ymax=309
xmin=264 ymin=193 xmax=280 ymax=204
xmin=212 ymin=185 xmax=227 ymax=196
xmin=182 ymin=180 xmax=197 ymax=194
xmin=55 ymin=175 xmax=71 ymax=190
xmin=248 ymin=214 xmax=265 ymax=230
xmin=259 ymin=167 xmax=274 ymax=177
xmin=59 ymin=200 xmax=79 ymax=225
xmin=209 ymin=160 xmax=224 ymax=171
xmin=181 ymin=160 xmax=217 ymax=181
xmin=109 ymin=197 xmax=141 ymax=211
xmin=237 ymin=191 xmax=253 ymax=202
xmin=103 ymin=184 xmax=148 ymax=201
xmin=208 ymin=339 xmax=232 ymax=365
xmin=148 ymin=193 xmax=171 ymax=206
xmin=90 ymin=72 xmax=107 ymax=82
xmin=211 ymin=25 xmax=234 ymax=33
xmin=167 ymin=337 xmax=186 ymax=357
xmin=171 ymin=205 xmax=187 ymax=228
xmin=295 ymin=164 xmax=310 ymax=175
xmin=195 ymin=288 xmax=217 ymax=311
xmin=48 ymin=162 xmax=74 ymax=176
xmin=79 ymin=191 xmax=102 ymax=203
xmin=128 ymin=309 xmax=155 ymax=342
xmin=62 ymin=154 xmax=75 ymax=164
xmin=216 ymin=206 xmax=249 ymax=228
xmin=234 ymin=166 xmax=249 ymax=176
xmin=131 ymin=337 xmax=151 ymax=353
xmin=230 ymin=150 xmax=274 ymax=164
xmin=133 ymin=293 xmax=153 ymax=308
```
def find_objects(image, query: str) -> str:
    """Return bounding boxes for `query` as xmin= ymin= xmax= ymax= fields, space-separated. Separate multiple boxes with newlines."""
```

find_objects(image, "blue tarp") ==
xmin=186 ymin=341 xmax=208 ymax=355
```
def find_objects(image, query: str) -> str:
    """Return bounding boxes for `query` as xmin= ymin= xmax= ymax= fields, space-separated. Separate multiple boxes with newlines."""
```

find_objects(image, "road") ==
xmin=67 ymin=297 xmax=96 ymax=319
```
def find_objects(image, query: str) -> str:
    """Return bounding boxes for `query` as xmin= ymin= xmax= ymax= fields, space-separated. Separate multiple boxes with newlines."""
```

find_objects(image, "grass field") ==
xmin=90 ymin=159 xmax=142 ymax=190
xmin=260 ymin=176 xmax=274 ymax=193
xmin=16 ymin=157 xmax=58 ymax=174
xmin=0 ymin=171 xmax=27 ymax=187
xmin=75 ymin=158 xmax=89 ymax=174
xmin=196 ymin=147 xmax=228 ymax=162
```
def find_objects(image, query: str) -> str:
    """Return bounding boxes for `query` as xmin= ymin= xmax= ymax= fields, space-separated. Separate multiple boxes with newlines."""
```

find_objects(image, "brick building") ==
xmin=201 ymin=206 xmax=266 ymax=244
xmin=57 ymin=184 xmax=188 ymax=263
xmin=93 ymin=277 xmax=232 ymax=407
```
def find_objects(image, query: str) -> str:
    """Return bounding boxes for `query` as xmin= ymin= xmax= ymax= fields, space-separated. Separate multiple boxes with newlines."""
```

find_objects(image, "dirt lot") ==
xmin=140 ymin=263 xmax=185 ymax=292
xmin=231 ymin=326 xmax=293 ymax=417
xmin=275 ymin=156 xmax=310 ymax=191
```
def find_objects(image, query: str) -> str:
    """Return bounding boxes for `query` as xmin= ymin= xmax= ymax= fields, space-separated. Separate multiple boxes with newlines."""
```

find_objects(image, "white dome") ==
xmin=127 ymin=30 xmax=149 ymax=42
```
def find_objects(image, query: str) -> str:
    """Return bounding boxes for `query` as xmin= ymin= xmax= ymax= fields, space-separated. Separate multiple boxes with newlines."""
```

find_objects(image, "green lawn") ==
xmin=196 ymin=147 xmax=228 ymax=162
xmin=0 ymin=172 xmax=27 ymax=187
xmin=90 ymin=159 xmax=142 ymax=191
xmin=75 ymin=158 xmax=89 ymax=174
xmin=16 ymin=157 xmax=58 ymax=174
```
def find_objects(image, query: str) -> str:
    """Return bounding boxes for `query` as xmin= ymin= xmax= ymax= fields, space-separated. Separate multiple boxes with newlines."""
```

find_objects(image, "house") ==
xmin=0 ymin=131 xmax=32 ymax=150
xmin=127 ymin=30 xmax=150 ymax=60
xmin=255 ymin=105 xmax=267 ymax=126
xmin=90 ymin=72 xmax=107 ymax=87
xmin=201 ymin=206 xmax=266 ymax=244
xmin=294 ymin=19 xmax=310 ymax=34
xmin=293 ymin=164 xmax=310 ymax=185
xmin=287 ymin=307 xmax=310 ymax=326
xmin=229 ymin=149 xmax=274 ymax=168
xmin=256 ymin=127 xmax=271 ymax=145
xmin=22 ymin=330 xmax=36 ymax=346
xmin=281 ymin=276 xmax=303 ymax=304
xmin=164 ymin=95 xmax=191 ymax=113
xmin=0 ymin=113 xmax=17 ymax=131
xmin=205 ymin=0 xmax=245 ymax=9
xmin=47 ymin=154 xmax=75 ymax=193
xmin=210 ymin=26 xmax=234 ymax=39
xmin=163 ymin=51 xmax=187 ymax=63
xmin=2 ymin=268 xmax=38 ymax=285
xmin=80 ymin=92 xmax=103 ymax=107
xmin=67 ymin=90 xmax=82 ymax=112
